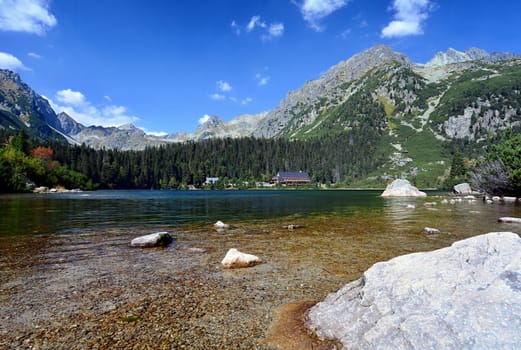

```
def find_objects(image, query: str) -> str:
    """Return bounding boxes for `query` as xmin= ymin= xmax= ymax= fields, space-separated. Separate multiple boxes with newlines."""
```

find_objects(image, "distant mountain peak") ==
xmin=118 ymin=123 xmax=138 ymax=130
xmin=57 ymin=112 xmax=84 ymax=135
xmin=199 ymin=115 xmax=223 ymax=128
xmin=426 ymin=47 xmax=489 ymax=67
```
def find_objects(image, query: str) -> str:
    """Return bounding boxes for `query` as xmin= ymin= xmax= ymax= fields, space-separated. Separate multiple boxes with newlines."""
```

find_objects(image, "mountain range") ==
xmin=1 ymin=45 xmax=521 ymax=182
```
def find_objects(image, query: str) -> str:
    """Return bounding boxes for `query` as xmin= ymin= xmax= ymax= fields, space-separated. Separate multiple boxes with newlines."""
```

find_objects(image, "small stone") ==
xmin=221 ymin=248 xmax=262 ymax=268
xmin=214 ymin=221 xmax=231 ymax=229
xmin=284 ymin=224 xmax=301 ymax=230
xmin=423 ymin=227 xmax=441 ymax=234
xmin=130 ymin=232 xmax=173 ymax=247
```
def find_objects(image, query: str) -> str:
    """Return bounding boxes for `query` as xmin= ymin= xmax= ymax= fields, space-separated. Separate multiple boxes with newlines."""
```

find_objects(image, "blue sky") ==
xmin=0 ymin=0 xmax=520 ymax=135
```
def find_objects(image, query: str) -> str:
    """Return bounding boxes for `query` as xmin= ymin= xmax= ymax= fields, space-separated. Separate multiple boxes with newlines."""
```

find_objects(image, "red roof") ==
xmin=273 ymin=171 xmax=311 ymax=183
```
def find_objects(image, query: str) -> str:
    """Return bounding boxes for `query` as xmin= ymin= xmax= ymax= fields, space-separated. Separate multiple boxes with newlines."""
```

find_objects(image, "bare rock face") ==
xmin=381 ymin=179 xmax=426 ymax=197
xmin=221 ymin=248 xmax=262 ymax=268
xmin=307 ymin=232 xmax=521 ymax=350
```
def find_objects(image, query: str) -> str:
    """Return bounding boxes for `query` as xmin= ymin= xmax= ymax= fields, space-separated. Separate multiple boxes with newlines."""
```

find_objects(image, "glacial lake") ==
xmin=1 ymin=190 xmax=521 ymax=348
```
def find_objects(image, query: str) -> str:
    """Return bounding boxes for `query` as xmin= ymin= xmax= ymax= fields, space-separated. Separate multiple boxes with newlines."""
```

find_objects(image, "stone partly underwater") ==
xmin=307 ymin=232 xmax=521 ymax=350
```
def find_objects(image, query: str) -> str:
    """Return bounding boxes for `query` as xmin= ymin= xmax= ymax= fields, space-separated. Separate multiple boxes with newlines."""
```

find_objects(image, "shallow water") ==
xmin=1 ymin=190 xmax=520 ymax=348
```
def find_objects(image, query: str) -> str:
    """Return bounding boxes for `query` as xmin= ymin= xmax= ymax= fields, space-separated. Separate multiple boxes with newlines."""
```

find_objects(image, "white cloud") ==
xmin=0 ymin=52 xmax=29 ymax=70
xmin=241 ymin=97 xmax=253 ymax=105
xmin=230 ymin=20 xmax=241 ymax=35
xmin=48 ymin=89 xmax=139 ymax=127
xmin=28 ymin=52 xmax=42 ymax=59
xmin=381 ymin=0 xmax=433 ymax=38
xmin=56 ymin=88 xmax=86 ymax=106
xmin=217 ymin=80 xmax=232 ymax=92
xmin=210 ymin=93 xmax=226 ymax=101
xmin=297 ymin=0 xmax=350 ymax=31
xmin=0 ymin=0 xmax=57 ymax=35
xmin=340 ymin=28 xmax=351 ymax=39
xmin=141 ymin=128 xmax=168 ymax=137
xmin=198 ymin=114 xmax=211 ymax=125
xmin=247 ymin=15 xmax=266 ymax=32
xmin=233 ymin=15 xmax=284 ymax=41
xmin=255 ymin=73 xmax=270 ymax=86
xmin=263 ymin=22 xmax=284 ymax=41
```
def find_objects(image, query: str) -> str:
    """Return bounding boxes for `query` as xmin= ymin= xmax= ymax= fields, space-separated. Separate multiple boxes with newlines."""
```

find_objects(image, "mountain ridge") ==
xmin=1 ymin=44 xmax=520 ymax=153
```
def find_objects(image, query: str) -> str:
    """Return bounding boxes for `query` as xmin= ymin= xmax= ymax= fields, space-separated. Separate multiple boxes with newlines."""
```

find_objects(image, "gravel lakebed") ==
xmin=0 ymin=215 xmax=456 ymax=349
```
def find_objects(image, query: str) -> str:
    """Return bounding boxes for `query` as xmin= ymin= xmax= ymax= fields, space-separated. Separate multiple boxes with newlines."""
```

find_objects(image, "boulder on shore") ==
xmin=221 ymin=248 xmax=262 ymax=268
xmin=453 ymin=182 xmax=472 ymax=195
xmin=130 ymin=232 xmax=173 ymax=247
xmin=307 ymin=232 xmax=521 ymax=349
xmin=381 ymin=179 xmax=426 ymax=197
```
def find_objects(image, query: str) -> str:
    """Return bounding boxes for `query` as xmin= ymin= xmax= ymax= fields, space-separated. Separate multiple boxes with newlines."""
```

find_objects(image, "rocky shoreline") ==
xmin=1 ymin=206 xmax=520 ymax=349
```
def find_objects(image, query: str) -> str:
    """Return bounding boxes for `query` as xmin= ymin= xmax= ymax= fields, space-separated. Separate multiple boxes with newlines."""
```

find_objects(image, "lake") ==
xmin=1 ymin=190 xmax=520 ymax=349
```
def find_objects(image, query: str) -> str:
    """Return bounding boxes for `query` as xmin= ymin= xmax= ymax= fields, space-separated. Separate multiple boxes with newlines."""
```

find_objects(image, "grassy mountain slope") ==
xmin=272 ymin=51 xmax=521 ymax=187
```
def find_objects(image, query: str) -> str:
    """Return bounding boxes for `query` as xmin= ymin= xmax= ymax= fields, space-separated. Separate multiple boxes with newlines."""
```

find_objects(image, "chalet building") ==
xmin=271 ymin=171 xmax=311 ymax=185
xmin=204 ymin=177 xmax=219 ymax=185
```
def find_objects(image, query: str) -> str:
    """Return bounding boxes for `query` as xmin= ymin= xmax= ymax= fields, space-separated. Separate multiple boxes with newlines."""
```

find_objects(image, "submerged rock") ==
xmin=130 ymin=232 xmax=173 ymax=247
xmin=381 ymin=179 xmax=426 ymax=197
xmin=221 ymin=248 xmax=262 ymax=268
xmin=307 ymin=232 xmax=521 ymax=349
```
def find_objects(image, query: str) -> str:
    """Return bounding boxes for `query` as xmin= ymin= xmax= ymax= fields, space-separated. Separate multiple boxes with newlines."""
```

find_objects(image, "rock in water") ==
xmin=499 ymin=217 xmax=521 ymax=224
xmin=422 ymin=227 xmax=441 ymax=234
xmin=214 ymin=220 xmax=231 ymax=229
xmin=453 ymin=182 xmax=472 ymax=195
xmin=307 ymin=232 xmax=521 ymax=349
xmin=130 ymin=232 xmax=173 ymax=247
xmin=381 ymin=179 xmax=427 ymax=197
xmin=221 ymin=248 xmax=262 ymax=268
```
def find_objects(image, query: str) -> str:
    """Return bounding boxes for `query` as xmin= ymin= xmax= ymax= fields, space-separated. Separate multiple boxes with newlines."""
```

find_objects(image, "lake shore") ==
xmin=1 ymin=190 xmax=520 ymax=348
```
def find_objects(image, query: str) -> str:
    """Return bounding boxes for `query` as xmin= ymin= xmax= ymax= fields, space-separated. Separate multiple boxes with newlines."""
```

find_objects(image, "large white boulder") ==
xmin=381 ymin=179 xmax=426 ymax=197
xmin=307 ymin=232 xmax=521 ymax=349
xmin=221 ymin=248 xmax=262 ymax=268
xmin=130 ymin=232 xmax=173 ymax=247
xmin=453 ymin=182 xmax=472 ymax=195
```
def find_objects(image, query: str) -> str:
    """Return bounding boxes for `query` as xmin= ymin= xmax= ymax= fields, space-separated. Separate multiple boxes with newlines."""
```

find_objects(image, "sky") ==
xmin=0 ymin=0 xmax=520 ymax=135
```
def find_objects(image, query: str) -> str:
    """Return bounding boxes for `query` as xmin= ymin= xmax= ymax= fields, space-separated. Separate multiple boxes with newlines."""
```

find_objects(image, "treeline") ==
xmin=48 ymin=132 xmax=384 ymax=189
xmin=470 ymin=131 xmax=521 ymax=196
xmin=0 ymin=130 xmax=93 ymax=192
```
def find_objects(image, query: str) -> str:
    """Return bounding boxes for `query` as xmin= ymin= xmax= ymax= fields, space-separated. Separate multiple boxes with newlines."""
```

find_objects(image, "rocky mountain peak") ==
xmin=198 ymin=115 xmax=223 ymax=128
xmin=254 ymin=45 xmax=411 ymax=137
xmin=118 ymin=123 xmax=138 ymax=131
xmin=426 ymin=47 xmax=490 ymax=67
xmin=57 ymin=112 xmax=84 ymax=135
xmin=0 ymin=69 xmax=66 ymax=141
